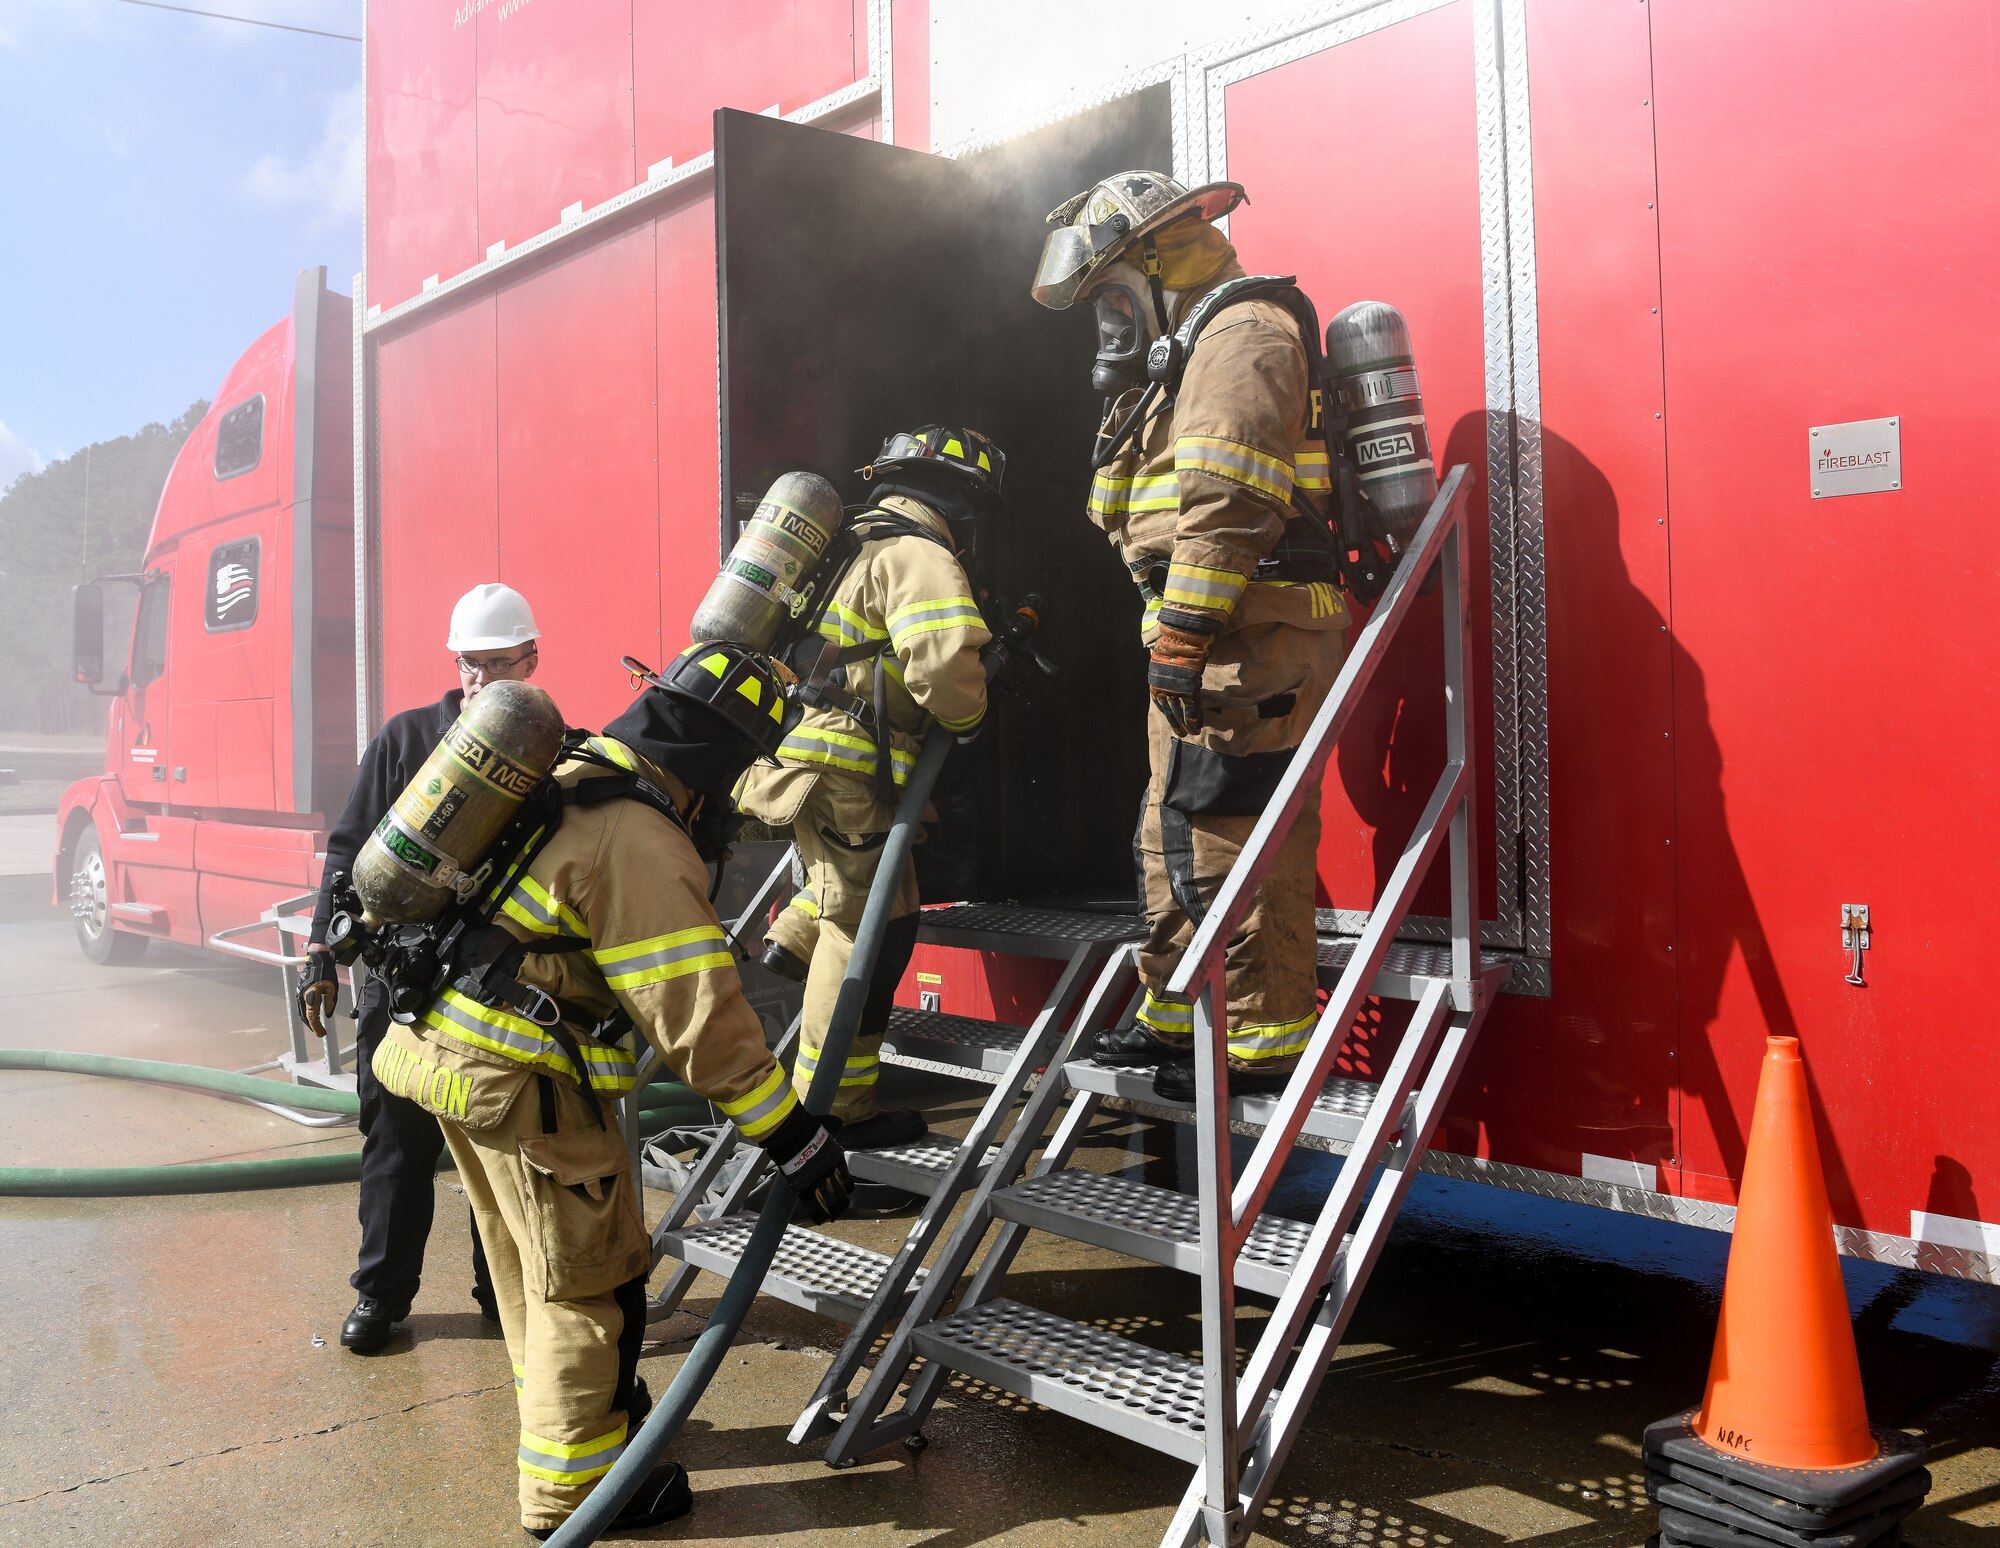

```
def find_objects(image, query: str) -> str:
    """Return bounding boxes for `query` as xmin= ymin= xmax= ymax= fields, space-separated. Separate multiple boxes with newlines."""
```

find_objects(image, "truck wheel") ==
xmin=70 ymin=824 xmax=147 ymax=966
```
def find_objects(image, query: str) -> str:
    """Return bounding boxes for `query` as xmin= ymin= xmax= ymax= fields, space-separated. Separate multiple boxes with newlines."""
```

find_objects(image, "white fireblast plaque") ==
xmin=1809 ymin=417 xmax=1901 ymax=499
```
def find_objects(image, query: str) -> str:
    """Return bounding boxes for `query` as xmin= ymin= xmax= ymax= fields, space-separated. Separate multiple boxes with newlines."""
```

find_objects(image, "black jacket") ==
xmin=308 ymin=690 xmax=464 ymax=947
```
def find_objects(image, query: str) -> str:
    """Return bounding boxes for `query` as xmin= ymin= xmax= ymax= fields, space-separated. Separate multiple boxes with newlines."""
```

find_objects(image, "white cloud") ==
xmin=242 ymin=80 xmax=360 ymax=234
xmin=0 ymin=422 xmax=46 ymax=494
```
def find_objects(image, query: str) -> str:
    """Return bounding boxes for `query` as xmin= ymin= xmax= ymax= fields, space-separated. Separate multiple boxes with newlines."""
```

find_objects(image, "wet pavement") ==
xmin=2 ymin=895 xmax=1997 ymax=1547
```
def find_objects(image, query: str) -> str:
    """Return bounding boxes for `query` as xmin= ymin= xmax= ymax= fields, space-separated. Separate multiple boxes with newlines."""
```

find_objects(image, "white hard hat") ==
xmin=447 ymin=584 xmax=540 ymax=651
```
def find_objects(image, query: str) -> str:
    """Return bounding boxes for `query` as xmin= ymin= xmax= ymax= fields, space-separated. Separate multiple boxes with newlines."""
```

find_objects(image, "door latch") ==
xmin=1841 ymin=904 xmax=1870 ymax=986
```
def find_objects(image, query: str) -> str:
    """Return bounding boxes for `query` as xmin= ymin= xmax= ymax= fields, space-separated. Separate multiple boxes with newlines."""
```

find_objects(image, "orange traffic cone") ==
xmin=1694 ymin=1034 xmax=1877 ymax=1469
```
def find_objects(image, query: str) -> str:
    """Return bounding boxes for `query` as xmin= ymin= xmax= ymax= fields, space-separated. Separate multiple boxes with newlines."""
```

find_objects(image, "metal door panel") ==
xmin=1218 ymin=2 xmax=1493 ymax=933
xmin=635 ymin=0 xmax=865 ymax=174
xmin=497 ymin=225 xmax=663 ymax=732
xmin=476 ymin=0 xmax=637 ymax=255
xmin=1650 ymin=0 xmax=2000 ymax=1232
xmin=364 ymin=0 xmax=480 ymax=312
xmin=375 ymin=296 xmax=500 ymax=718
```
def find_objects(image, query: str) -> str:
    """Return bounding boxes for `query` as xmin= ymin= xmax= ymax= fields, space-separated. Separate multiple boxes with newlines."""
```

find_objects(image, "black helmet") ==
xmin=861 ymin=425 xmax=1007 ymax=506
xmin=621 ymin=644 xmax=795 ymax=763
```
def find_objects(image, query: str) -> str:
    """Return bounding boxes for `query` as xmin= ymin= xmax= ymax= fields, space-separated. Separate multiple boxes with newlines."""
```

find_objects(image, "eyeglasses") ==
xmin=454 ymin=647 xmax=537 ymax=679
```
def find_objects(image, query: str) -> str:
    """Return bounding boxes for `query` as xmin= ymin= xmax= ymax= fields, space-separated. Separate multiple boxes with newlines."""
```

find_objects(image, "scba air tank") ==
xmin=353 ymin=680 xmax=565 ymax=925
xmin=1325 ymin=301 xmax=1437 ymax=546
xmin=690 ymin=471 xmax=845 ymax=651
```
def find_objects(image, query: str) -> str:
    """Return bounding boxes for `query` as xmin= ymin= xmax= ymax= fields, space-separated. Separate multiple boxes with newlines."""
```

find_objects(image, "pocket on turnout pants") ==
xmin=517 ymin=1123 xmax=651 ymax=1302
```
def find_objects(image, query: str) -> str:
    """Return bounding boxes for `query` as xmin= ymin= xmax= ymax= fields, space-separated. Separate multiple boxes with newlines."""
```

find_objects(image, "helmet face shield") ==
xmin=1030 ymin=221 xmax=1127 ymax=309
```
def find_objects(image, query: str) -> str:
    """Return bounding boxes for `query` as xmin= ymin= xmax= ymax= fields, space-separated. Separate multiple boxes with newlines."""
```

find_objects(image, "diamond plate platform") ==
xmin=879 ymin=1005 xmax=1030 ymax=1083
xmin=654 ymin=1215 xmax=926 ymax=1322
xmin=846 ymin=1133 xmax=1000 ymax=1196
xmin=911 ymin=1298 xmax=1218 ymax=1464
xmin=1064 ymin=1059 xmax=1387 ymax=1151
xmin=991 ymin=1169 xmax=1335 ymax=1298
xmin=918 ymin=904 xmax=1143 ymax=959
xmin=1315 ymin=936 xmax=1503 ymax=999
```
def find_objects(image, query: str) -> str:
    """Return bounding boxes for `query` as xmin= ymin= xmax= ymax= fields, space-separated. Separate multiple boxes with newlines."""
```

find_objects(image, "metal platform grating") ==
xmin=992 ymin=1169 xmax=1327 ymax=1298
xmin=1064 ymin=1060 xmax=1386 ymax=1152
xmin=655 ymin=1215 xmax=925 ymax=1323
xmin=911 ymin=1298 xmax=1212 ymax=1464
xmin=1316 ymin=936 xmax=1505 ymax=1000
xmin=918 ymin=904 xmax=1143 ymax=958
xmin=846 ymin=1133 xmax=1000 ymax=1196
xmin=879 ymin=1005 xmax=1029 ymax=1083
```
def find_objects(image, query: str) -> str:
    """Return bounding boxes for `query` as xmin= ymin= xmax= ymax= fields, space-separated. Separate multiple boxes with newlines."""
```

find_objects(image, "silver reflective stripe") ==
xmin=1227 ymin=1018 xmax=1316 ymax=1055
xmin=729 ymin=1078 xmax=795 ymax=1136
xmin=427 ymin=994 xmax=549 ymax=1060
xmin=518 ymin=1436 xmax=626 ymax=1476
xmin=593 ymin=934 xmax=725 ymax=978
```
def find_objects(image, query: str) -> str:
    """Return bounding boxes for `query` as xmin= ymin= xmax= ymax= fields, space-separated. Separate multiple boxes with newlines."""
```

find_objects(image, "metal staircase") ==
xmin=652 ymin=467 xmax=1498 ymax=1547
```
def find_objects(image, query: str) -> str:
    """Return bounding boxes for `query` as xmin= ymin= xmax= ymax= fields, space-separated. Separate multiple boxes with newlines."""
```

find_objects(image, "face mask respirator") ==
xmin=1088 ymin=253 xmax=1171 ymax=394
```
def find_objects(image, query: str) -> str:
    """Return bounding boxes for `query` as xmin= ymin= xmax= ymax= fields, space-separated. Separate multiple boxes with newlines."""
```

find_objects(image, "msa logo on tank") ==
xmin=205 ymin=538 xmax=260 ymax=633
xmin=443 ymin=721 xmax=540 ymax=798
xmin=372 ymin=812 xmax=441 ymax=875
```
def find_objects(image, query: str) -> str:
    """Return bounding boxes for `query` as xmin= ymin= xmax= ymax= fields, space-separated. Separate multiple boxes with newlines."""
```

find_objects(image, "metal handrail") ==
xmin=1168 ymin=465 xmax=1477 ymax=1542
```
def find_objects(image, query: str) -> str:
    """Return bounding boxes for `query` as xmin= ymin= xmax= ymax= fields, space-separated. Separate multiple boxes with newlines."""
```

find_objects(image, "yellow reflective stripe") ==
xmin=1135 ymin=990 xmax=1195 ymax=1039
xmin=887 ymin=596 xmax=985 ymax=647
xmin=1088 ymin=469 xmax=1181 ymax=518
xmin=501 ymin=873 xmax=590 ymax=939
xmin=519 ymin=1421 xmax=626 ymax=1483
xmin=482 ymin=823 xmax=547 ymax=908
xmin=786 ymin=890 xmax=819 ymax=919
xmin=717 ymin=1063 xmax=797 ymax=1139
xmin=1175 ymin=435 xmax=1295 ymax=501
xmin=934 ymin=704 xmax=985 ymax=734
xmin=817 ymin=599 xmax=885 ymax=648
xmin=587 ymin=735 xmax=635 ymax=771
xmin=1294 ymin=448 xmax=1332 ymax=490
xmin=1226 ymin=1011 xmax=1318 ymax=1061
xmin=420 ymin=989 xmax=632 ymax=1093
xmin=591 ymin=926 xmax=732 ymax=990
xmin=796 ymin=1045 xmax=880 ymax=1086
xmin=512 ymin=1364 xmax=525 ymax=1389
xmin=1161 ymin=562 xmax=1248 ymax=610
xmin=778 ymin=727 xmax=918 ymax=784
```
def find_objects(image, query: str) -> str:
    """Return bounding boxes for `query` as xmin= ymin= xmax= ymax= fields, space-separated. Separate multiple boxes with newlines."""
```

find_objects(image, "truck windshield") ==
xmin=131 ymin=577 xmax=169 ymax=688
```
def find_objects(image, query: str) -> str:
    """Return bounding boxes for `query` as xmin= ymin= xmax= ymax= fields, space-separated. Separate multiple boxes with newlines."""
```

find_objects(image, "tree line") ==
xmin=0 ymin=403 xmax=207 ymax=734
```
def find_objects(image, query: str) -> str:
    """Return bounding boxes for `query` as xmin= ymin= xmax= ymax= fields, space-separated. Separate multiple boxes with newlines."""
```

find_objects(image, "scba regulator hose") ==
xmin=0 ymin=1048 xmax=706 ymax=1197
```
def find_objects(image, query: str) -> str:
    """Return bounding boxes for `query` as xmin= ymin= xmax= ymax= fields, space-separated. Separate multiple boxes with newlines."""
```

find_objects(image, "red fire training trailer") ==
xmin=350 ymin=0 xmax=1996 ymax=1275
xmin=58 ymin=270 xmax=356 ymax=966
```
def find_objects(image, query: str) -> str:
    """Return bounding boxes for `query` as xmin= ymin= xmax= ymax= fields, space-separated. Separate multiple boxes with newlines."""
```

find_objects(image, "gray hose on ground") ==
xmin=541 ymin=722 xmax=957 ymax=1546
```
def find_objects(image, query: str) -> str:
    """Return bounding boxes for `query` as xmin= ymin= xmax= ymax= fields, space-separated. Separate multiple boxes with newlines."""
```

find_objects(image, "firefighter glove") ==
xmin=1149 ymin=609 xmax=1220 ymax=736
xmin=298 ymin=949 xmax=338 ymax=1040
xmin=765 ymin=1106 xmax=854 ymax=1225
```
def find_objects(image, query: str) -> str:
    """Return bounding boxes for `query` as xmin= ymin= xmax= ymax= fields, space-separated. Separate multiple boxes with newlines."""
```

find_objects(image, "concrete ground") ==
xmin=2 ymin=837 xmax=1997 ymax=1547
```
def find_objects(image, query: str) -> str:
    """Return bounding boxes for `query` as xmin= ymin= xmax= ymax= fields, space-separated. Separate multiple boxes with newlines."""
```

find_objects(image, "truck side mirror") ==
xmin=72 ymin=583 xmax=106 ymax=687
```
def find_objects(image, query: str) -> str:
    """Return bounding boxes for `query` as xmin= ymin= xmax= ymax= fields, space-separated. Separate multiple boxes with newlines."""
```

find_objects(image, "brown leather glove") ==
xmin=1149 ymin=610 xmax=1220 ymax=736
xmin=299 ymin=948 xmax=338 ymax=1039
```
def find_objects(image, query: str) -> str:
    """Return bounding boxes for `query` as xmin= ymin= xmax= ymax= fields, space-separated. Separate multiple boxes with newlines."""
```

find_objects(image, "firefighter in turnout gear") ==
xmin=736 ymin=427 xmax=998 ymax=1149
xmin=367 ymin=643 xmax=852 ymax=1539
xmin=1032 ymin=171 xmax=1348 ymax=1101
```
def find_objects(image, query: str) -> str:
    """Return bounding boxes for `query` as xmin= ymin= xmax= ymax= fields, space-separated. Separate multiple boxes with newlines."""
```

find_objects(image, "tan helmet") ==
xmin=1030 ymin=170 xmax=1244 ymax=310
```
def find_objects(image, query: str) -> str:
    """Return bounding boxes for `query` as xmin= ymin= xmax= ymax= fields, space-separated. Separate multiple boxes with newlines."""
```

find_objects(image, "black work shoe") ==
xmin=838 ymin=1108 xmax=928 ymax=1151
xmin=1150 ymin=1061 xmax=1300 ymax=1103
xmin=340 ymin=1296 xmax=405 ymax=1353
xmin=526 ymin=1461 xmax=693 ymax=1539
xmin=758 ymin=940 xmax=810 ymax=983
xmin=1090 ymin=1023 xmax=1195 ymax=1068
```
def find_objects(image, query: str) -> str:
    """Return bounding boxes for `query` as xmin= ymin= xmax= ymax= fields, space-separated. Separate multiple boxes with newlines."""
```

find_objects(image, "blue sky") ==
xmin=0 ymin=0 xmax=361 ymax=486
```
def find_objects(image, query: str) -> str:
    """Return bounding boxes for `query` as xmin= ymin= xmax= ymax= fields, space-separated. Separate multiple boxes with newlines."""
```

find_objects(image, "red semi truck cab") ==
xmin=57 ymin=268 xmax=357 ymax=964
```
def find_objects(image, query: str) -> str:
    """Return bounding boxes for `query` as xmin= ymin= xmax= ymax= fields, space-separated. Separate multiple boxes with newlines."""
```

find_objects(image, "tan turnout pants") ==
xmin=441 ymin=1072 xmax=653 ymax=1533
xmin=1134 ymin=610 xmax=1345 ymax=1069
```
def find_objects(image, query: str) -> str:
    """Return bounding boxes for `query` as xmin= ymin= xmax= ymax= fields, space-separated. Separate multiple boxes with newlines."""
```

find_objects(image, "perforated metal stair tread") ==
xmin=654 ymin=1215 xmax=924 ymax=1323
xmin=911 ymin=1298 xmax=1217 ymax=1464
xmin=879 ymin=1005 xmax=1029 ymax=1083
xmin=918 ymin=903 xmax=1144 ymax=959
xmin=991 ymin=1169 xmax=1334 ymax=1297
xmin=1063 ymin=1059 xmax=1385 ymax=1150
xmin=1315 ymin=936 xmax=1505 ymax=999
xmin=846 ymin=1133 xmax=1000 ymax=1195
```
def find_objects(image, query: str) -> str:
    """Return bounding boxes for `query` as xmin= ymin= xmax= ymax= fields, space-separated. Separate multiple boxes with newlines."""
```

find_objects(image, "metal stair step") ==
xmin=1316 ymin=936 xmax=1504 ymax=1000
xmin=1063 ymin=1059 xmax=1386 ymax=1152
xmin=846 ymin=1133 xmax=999 ymax=1196
xmin=911 ymin=1298 xmax=1213 ymax=1464
xmin=990 ymin=1169 xmax=1332 ymax=1298
xmin=654 ymin=1215 xmax=925 ymax=1323
xmin=879 ymin=1005 xmax=1029 ymax=1084
xmin=918 ymin=903 xmax=1143 ymax=960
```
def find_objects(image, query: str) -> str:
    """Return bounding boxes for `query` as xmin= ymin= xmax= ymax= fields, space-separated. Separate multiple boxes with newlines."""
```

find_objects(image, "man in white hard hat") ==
xmin=299 ymin=582 xmax=543 ymax=1351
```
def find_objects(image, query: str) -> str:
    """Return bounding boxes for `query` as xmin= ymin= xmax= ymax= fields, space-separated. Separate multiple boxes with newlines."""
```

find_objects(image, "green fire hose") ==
xmin=0 ymin=1048 xmax=706 ymax=1196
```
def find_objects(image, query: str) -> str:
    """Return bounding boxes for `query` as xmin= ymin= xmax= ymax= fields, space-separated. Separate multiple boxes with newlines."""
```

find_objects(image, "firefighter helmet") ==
xmin=624 ymin=644 xmax=796 ymax=763
xmin=1030 ymin=171 xmax=1244 ymax=310
xmin=861 ymin=426 xmax=1007 ymax=502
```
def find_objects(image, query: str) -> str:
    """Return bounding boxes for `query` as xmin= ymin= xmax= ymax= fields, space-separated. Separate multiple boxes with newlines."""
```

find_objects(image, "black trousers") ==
xmin=350 ymin=995 xmax=492 ymax=1314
